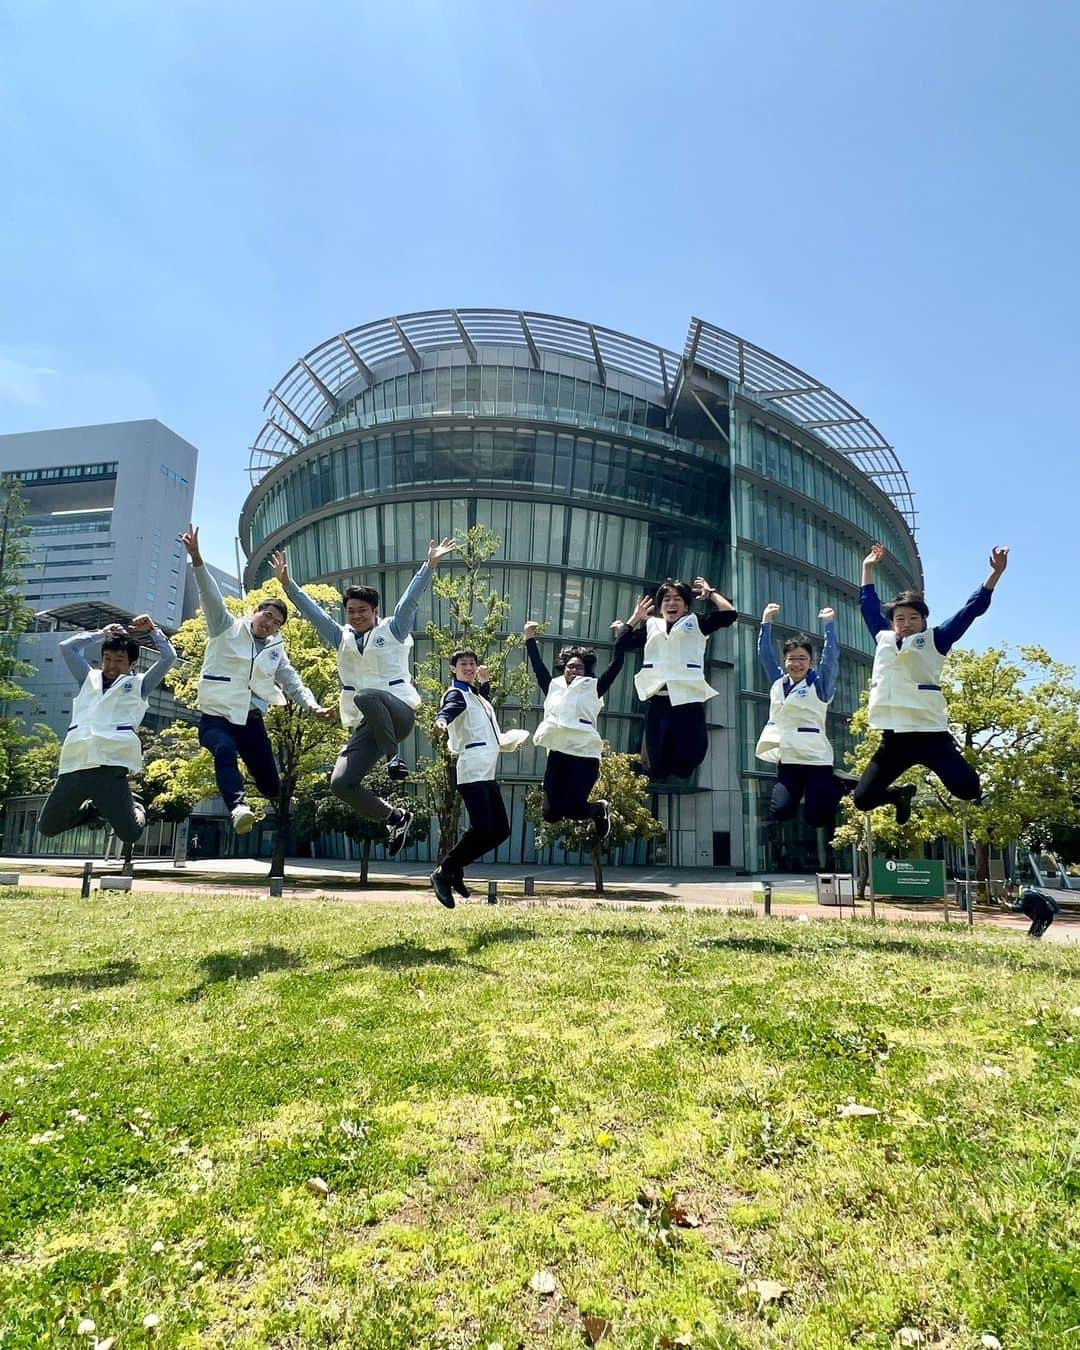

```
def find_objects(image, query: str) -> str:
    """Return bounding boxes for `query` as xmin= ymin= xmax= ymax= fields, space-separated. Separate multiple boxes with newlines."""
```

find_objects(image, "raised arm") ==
xmin=859 ymin=544 xmax=889 ymax=637
xmin=618 ymin=594 xmax=655 ymax=651
xmin=595 ymin=643 xmax=628 ymax=697
xmin=388 ymin=538 xmax=456 ymax=641
xmin=59 ymin=627 xmax=116 ymax=685
xmin=273 ymin=550 xmax=344 ymax=649
xmin=128 ymin=615 xmax=177 ymax=694
xmin=815 ymin=607 xmax=839 ymax=702
xmin=757 ymin=603 xmax=783 ymax=684
xmin=693 ymin=576 xmax=736 ymax=613
xmin=181 ymin=524 xmax=232 ymax=637
xmin=934 ymin=549 xmax=1008 ymax=654
xmin=272 ymin=649 xmax=333 ymax=717
xmin=523 ymin=622 xmax=551 ymax=694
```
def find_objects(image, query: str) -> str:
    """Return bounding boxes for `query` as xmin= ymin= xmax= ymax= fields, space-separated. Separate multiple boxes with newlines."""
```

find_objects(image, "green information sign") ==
xmin=871 ymin=858 xmax=946 ymax=899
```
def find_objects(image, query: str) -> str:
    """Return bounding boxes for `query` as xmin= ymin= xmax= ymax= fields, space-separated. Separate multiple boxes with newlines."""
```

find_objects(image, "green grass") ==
xmin=0 ymin=889 xmax=1077 ymax=1349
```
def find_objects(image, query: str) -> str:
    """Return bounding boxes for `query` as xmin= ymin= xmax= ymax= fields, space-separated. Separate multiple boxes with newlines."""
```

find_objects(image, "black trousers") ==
xmin=542 ymin=750 xmax=603 ymax=823
xmin=198 ymin=711 xmax=281 ymax=810
xmin=441 ymin=780 xmax=511 ymax=875
xmin=853 ymin=730 xmax=979 ymax=812
xmin=642 ymin=697 xmax=708 ymax=781
xmin=770 ymin=763 xmax=842 ymax=830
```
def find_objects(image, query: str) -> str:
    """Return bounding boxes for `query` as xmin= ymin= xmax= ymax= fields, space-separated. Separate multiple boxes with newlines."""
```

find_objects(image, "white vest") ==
xmin=633 ymin=615 xmax=718 ymax=706
xmin=337 ymin=620 xmax=420 ymax=728
xmin=197 ymin=619 xmax=287 ymax=725
xmin=755 ymin=675 xmax=833 ymax=766
xmin=446 ymin=687 xmax=528 ymax=784
xmin=533 ymin=675 xmax=604 ymax=759
xmin=59 ymin=669 xmax=148 ymax=774
xmin=868 ymin=629 xmax=948 ymax=732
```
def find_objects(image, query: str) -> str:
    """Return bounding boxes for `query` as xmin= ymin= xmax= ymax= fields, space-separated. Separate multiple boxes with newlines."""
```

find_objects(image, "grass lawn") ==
xmin=0 ymin=890 xmax=1077 ymax=1349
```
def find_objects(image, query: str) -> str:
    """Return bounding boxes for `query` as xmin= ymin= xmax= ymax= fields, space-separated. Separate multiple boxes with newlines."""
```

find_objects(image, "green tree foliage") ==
xmin=835 ymin=644 xmax=1080 ymax=882
xmin=411 ymin=526 xmax=534 ymax=860
xmin=294 ymin=769 xmax=431 ymax=884
xmin=163 ymin=578 xmax=344 ymax=876
xmin=525 ymin=750 xmax=664 ymax=893
xmin=139 ymin=724 xmax=210 ymax=823
xmin=3 ymin=724 xmax=60 ymax=797
xmin=0 ymin=477 xmax=37 ymax=796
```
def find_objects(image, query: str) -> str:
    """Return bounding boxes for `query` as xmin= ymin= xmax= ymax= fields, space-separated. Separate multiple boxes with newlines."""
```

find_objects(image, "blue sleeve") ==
xmin=933 ymin=586 xmax=992 ymax=654
xmin=388 ymin=563 xmax=432 ymax=642
xmin=284 ymin=578 xmax=344 ymax=650
xmin=815 ymin=620 xmax=839 ymax=702
xmin=140 ymin=628 xmax=177 ymax=695
xmin=757 ymin=623 xmax=782 ymax=685
xmin=59 ymin=630 xmax=103 ymax=685
xmin=860 ymin=584 xmax=889 ymax=638
xmin=437 ymin=687 xmax=467 ymax=725
xmin=193 ymin=564 xmax=234 ymax=638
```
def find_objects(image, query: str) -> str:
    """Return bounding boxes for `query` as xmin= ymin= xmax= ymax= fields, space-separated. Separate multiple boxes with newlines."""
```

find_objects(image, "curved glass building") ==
xmin=239 ymin=310 xmax=921 ymax=871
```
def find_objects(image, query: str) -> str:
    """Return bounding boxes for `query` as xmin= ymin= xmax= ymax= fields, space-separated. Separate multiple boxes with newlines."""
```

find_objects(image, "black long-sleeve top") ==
xmin=525 ymin=637 xmax=627 ymax=697
xmin=616 ymin=607 xmax=737 ymax=651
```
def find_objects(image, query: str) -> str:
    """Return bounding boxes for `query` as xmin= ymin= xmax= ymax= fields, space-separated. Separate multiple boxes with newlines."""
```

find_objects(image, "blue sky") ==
xmin=2 ymin=1 xmax=1078 ymax=663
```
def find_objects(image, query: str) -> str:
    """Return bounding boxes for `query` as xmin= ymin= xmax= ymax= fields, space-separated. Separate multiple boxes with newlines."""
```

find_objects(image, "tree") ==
xmin=3 ymin=723 xmax=60 ymax=798
xmin=525 ymin=750 xmax=664 ymax=894
xmin=298 ymin=769 xmax=431 ymax=884
xmin=163 ymin=578 xmax=344 ymax=877
xmin=0 ymin=477 xmax=37 ymax=797
xmin=139 ymin=724 xmax=210 ymax=823
xmin=835 ymin=643 xmax=1080 ymax=888
xmin=411 ymin=526 xmax=534 ymax=862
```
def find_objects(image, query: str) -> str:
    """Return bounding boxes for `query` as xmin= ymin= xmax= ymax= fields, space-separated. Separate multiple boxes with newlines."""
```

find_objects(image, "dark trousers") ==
xmin=542 ymin=750 xmax=603 ymax=823
xmin=853 ymin=730 xmax=980 ymax=812
xmin=330 ymin=690 xmax=416 ymax=823
xmin=440 ymin=780 xmax=510 ymax=876
xmin=642 ymin=697 xmax=708 ymax=781
xmin=1020 ymin=891 xmax=1059 ymax=939
xmin=198 ymin=711 xmax=280 ymax=811
xmin=770 ymin=763 xmax=842 ymax=830
xmin=38 ymin=766 xmax=144 ymax=843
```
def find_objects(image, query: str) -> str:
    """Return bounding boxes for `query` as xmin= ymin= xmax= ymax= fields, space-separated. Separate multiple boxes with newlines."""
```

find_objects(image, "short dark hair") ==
xmin=782 ymin=635 xmax=815 ymax=659
xmin=556 ymin=644 xmax=597 ymax=676
xmin=343 ymin=585 xmax=380 ymax=609
xmin=449 ymin=648 xmax=478 ymax=668
xmin=256 ymin=598 xmax=288 ymax=624
xmin=884 ymin=589 xmax=929 ymax=620
xmin=654 ymin=578 xmax=694 ymax=608
xmin=101 ymin=635 xmax=139 ymax=664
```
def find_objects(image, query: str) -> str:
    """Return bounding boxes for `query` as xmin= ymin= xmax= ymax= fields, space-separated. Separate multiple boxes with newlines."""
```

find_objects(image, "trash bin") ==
xmin=816 ymin=873 xmax=839 ymax=906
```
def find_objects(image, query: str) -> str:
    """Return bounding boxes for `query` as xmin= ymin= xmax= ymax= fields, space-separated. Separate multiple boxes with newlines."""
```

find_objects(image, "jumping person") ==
xmin=271 ymin=537 xmax=455 ymax=858
xmin=755 ymin=603 xmax=843 ymax=831
xmin=180 ymin=525 xmax=334 ymax=835
xmin=853 ymin=543 xmax=1009 ymax=823
xmin=619 ymin=577 xmax=737 ymax=780
xmin=522 ymin=623 xmax=629 ymax=843
xmin=429 ymin=649 xmax=529 ymax=908
xmin=38 ymin=616 xmax=176 ymax=844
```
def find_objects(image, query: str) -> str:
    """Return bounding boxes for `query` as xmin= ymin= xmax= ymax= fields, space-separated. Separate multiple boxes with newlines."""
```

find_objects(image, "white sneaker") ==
xmin=231 ymin=804 xmax=257 ymax=835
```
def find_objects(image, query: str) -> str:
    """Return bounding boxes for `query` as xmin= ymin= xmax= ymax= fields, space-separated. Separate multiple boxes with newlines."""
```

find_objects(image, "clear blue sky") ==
xmin=2 ymin=1 xmax=1077 ymax=662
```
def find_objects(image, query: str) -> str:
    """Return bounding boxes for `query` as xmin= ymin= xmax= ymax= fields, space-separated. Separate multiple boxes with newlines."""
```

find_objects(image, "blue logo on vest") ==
xmin=122 ymin=681 xmax=133 ymax=692
xmin=374 ymin=635 xmax=386 ymax=646
xmin=681 ymin=619 xmax=695 ymax=632
xmin=796 ymin=687 xmax=808 ymax=698
xmin=913 ymin=636 xmax=925 ymax=649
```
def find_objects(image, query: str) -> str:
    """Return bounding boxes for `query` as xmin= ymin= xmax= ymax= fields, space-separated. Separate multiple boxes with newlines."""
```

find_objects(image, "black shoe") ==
xmin=386 ymin=755 xmax=410 ymax=782
xmin=386 ymin=807 xmax=413 ymax=858
xmin=595 ymin=799 xmax=611 ymax=845
xmin=448 ymin=871 xmax=470 ymax=899
xmin=429 ymin=869 xmax=456 ymax=909
xmin=894 ymin=784 xmax=917 ymax=827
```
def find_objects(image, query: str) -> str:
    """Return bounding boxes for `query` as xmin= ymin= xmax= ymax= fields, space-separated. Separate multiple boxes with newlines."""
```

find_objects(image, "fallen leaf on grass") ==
xmin=659 ymin=1334 xmax=693 ymax=1348
xmin=529 ymin=1269 xmax=557 ymax=1296
xmin=837 ymin=1102 xmax=880 ymax=1118
xmin=980 ymin=1337 xmax=1002 ymax=1350
xmin=305 ymin=1177 xmax=330 ymax=1199
xmin=97 ymin=1339 xmax=116 ymax=1350
xmin=75 ymin=1319 xmax=95 ymax=1336
xmin=669 ymin=1204 xmax=702 ymax=1228
xmin=582 ymin=1313 xmax=611 ymax=1343
xmin=897 ymin=1330 xmax=926 ymax=1347
xmin=0 ymin=1111 xmax=11 ymax=1127
xmin=739 ymin=1278 xmax=788 ymax=1311
xmin=142 ymin=1313 xmax=161 ymax=1330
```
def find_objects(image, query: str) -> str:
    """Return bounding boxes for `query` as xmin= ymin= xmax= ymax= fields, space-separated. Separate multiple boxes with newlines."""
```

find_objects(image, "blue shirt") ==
xmin=860 ymin=584 xmax=992 ymax=655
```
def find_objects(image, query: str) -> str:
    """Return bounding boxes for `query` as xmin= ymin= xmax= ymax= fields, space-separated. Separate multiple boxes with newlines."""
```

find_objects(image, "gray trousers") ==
xmin=330 ymin=690 xmax=415 ymax=822
xmin=38 ymin=766 xmax=145 ymax=844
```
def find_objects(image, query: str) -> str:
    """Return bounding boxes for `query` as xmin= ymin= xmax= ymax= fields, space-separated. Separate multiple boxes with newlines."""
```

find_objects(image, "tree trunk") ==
xmin=361 ymin=836 xmax=371 ymax=886
xmin=590 ymin=845 xmax=604 ymax=895
xmin=974 ymin=838 xmax=990 ymax=884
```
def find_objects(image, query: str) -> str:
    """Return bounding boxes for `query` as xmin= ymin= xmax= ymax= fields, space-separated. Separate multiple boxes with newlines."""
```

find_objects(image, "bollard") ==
xmin=0 ymin=872 xmax=20 ymax=886
xmin=762 ymin=881 xmax=772 ymax=916
xmin=269 ymin=876 xmax=284 ymax=898
xmin=523 ymin=875 xmax=535 ymax=896
xmin=80 ymin=860 xmax=94 ymax=899
xmin=487 ymin=880 xmax=498 ymax=905
xmin=99 ymin=875 xmax=132 ymax=892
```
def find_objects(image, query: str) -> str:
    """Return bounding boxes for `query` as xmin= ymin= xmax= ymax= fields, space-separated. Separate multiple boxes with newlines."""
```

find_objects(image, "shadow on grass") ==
xmin=29 ymin=958 xmax=140 ymax=991
xmin=181 ymin=945 xmax=303 ymax=1002
xmin=464 ymin=925 xmax=541 ymax=954
xmin=335 ymin=940 xmax=493 ymax=975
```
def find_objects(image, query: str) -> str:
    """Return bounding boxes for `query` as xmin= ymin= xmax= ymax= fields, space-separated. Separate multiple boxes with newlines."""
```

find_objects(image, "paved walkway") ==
xmin=2 ymin=856 xmax=1076 ymax=944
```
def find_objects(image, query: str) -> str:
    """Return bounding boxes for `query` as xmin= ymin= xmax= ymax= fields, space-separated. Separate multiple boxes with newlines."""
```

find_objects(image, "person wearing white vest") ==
xmin=755 ymin=603 xmax=843 ymax=832
xmin=620 ymin=577 xmax=737 ymax=780
xmin=852 ymin=542 xmax=1010 ymax=822
xmin=272 ymin=538 xmax=455 ymax=859
xmin=38 ymin=616 xmax=176 ymax=843
xmin=523 ymin=623 xmax=630 ymax=843
xmin=428 ymin=649 xmax=529 ymax=908
xmin=181 ymin=525 xmax=334 ymax=836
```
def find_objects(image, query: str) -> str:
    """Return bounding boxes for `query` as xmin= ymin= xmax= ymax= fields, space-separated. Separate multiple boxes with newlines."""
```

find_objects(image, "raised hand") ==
xmin=427 ymin=537 xmax=457 ymax=569
xmin=179 ymin=523 xmax=202 ymax=565
xmin=271 ymin=550 xmax=289 ymax=585
xmin=818 ymin=607 xmax=835 ymax=623
xmin=523 ymin=621 xmax=540 ymax=640
xmin=128 ymin=614 xmax=154 ymax=633
xmin=988 ymin=545 xmax=1009 ymax=576
xmin=862 ymin=543 xmax=885 ymax=569
xmin=101 ymin=622 xmax=128 ymax=638
xmin=630 ymin=594 xmax=655 ymax=626
xmin=762 ymin=602 xmax=781 ymax=623
xmin=692 ymin=576 xmax=713 ymax=599
xmin=476 ymin=664 xmax=490 ymax=685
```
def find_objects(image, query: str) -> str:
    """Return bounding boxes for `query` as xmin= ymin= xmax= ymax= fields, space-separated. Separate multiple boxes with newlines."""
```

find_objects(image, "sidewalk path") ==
xmin=2 ymin=856 xmax=1076 ymax=944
